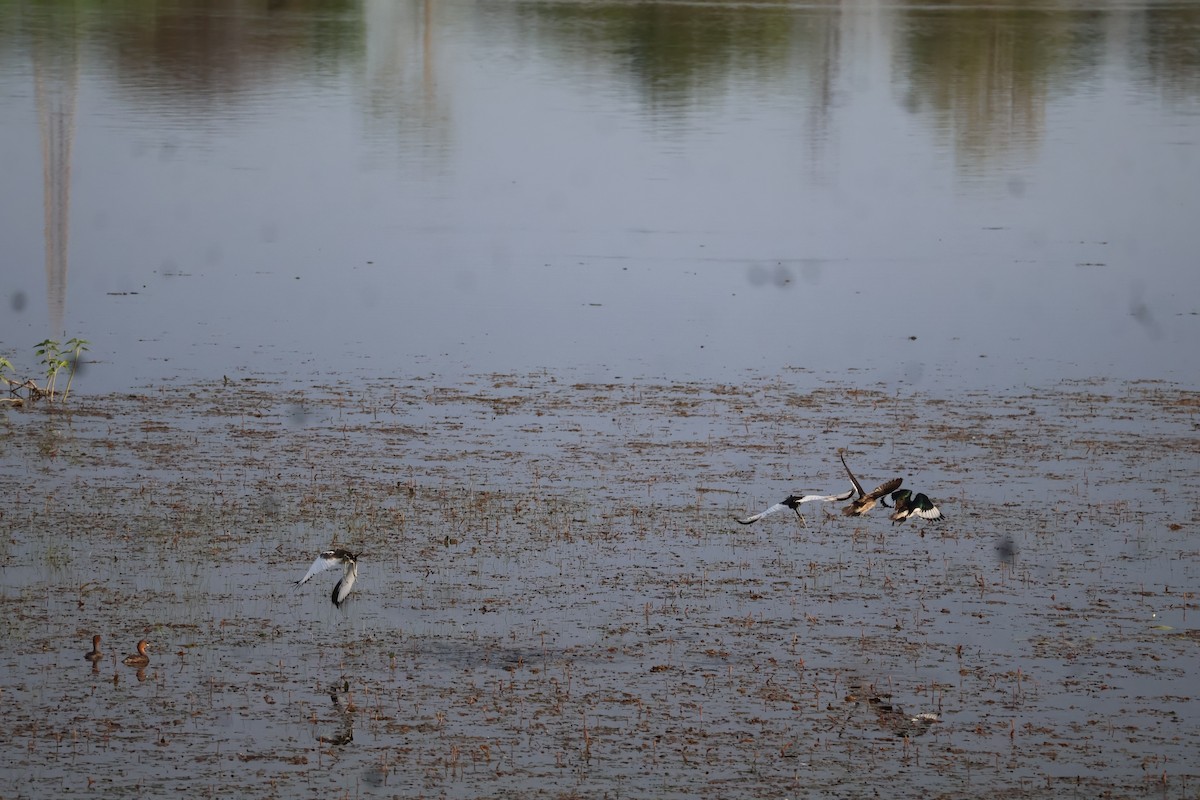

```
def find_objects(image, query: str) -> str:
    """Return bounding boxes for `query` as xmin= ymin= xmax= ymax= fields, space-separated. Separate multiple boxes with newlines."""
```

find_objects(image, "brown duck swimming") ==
xmin=122 ymin=639 xmax=150 ymax=667
xmin=85 ymin=634 xmax=103 ymax=662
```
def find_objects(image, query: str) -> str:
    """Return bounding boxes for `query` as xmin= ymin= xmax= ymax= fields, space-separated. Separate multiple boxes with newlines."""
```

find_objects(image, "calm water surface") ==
xmin=1 ymin=0 xmax=1197 ymax=392
xmin=2 ymin=5 xmax=1200 ymax=798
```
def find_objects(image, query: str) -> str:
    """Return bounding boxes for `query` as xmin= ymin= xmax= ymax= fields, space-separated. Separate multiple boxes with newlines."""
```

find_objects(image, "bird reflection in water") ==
xmin=317 ymin=680 xmax=355 ymax=746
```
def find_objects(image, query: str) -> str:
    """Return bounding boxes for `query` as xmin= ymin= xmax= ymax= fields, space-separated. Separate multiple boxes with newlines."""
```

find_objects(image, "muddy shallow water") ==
xmin=1 ymin=372 xmax=1198 ymax=798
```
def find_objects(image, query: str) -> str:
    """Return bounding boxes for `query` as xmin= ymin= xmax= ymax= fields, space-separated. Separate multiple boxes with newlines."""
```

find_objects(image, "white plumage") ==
xmin=296 ymin=549 xmax=360 ymax=608
xmin=736 ymin=488 xmax=854 ymax=525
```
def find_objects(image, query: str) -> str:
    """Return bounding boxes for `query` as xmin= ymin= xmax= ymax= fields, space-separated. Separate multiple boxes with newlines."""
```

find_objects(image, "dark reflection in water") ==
xmin=4 ymin=0 xmax=1196 ymax=138
xmin=27 ymin=6 xmax=78 ymax=336
xmin=0 ymin=0 xmax=1197 ymax=390
xmin=506 ymin=1 xmax=837 ymax=108
xmin=97 ymin=1 xmax=361 ymax=111
xmin=899 ymin=3 xmax=1200 ymax=166
xmin=1140 ymin=4 xmax=1200 ymax=98
xmin=317 ymin=681 xmax=355 ymax=746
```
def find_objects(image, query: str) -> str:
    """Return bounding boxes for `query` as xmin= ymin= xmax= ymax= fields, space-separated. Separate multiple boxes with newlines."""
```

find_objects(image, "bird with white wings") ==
xmin=888 ymin=489 xmax=946 ymax=525
xmin=735 ymin=488 xmax=854 ymax=526
xmin=295 ymin=549 xmax=360 ymax=608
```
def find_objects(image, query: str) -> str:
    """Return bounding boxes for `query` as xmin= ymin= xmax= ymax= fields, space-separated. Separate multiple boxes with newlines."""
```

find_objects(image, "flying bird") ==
xmin=888 ymin=489 xmax=946 ymax=524
xmin=839 ymin=449 xmax=903 ymax=517
xmin=735 ymin=488 xmax=855 ymax=526
xmin=296 ymin=549 xmax=360 ymax=608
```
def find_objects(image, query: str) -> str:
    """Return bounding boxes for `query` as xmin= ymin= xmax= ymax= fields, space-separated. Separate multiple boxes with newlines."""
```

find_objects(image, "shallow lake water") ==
xmin=1 ymin=375 xmax=1199 ymax=798
xmin=1 ymin=0 xmax=1199 ymax=797
xmin=1 ymin=0 xmax=1197 ymax=391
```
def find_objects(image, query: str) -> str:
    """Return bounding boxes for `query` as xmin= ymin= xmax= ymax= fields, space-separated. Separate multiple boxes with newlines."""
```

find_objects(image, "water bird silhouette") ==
xmin=296 ymin=549 xmax=360 ymax=608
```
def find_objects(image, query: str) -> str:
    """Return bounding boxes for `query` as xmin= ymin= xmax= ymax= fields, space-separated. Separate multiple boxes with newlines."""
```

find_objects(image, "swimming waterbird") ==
xmin=122 ymin=639 xmax=150 ymax=667
xmin=85 ymin=634 xmax=103 ymax=662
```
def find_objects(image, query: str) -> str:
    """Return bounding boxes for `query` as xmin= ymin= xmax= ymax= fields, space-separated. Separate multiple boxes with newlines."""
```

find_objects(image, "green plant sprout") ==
xmin=35 ymin=338 xmax=68 ymax=400
xmin=61 ymin=337 xmax=89 ymax=402
xmin=0 ymin=337 xmax=91 ymax=406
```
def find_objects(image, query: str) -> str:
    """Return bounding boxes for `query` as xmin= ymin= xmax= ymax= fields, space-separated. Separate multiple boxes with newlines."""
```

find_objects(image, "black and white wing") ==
xmin=296 ymin=549 xmax=360 ymax=608
xmin=909 ymin=493 xmax=945 ymax=521
xmin=296 ymin=550 xmax=346 ymax=586
xmin=797 ymin=488 xmax=855 ymax=504
xmin=332 ymin=562 xmax=359 ymax=607
xmin=735 ymin=488 xmax=854 ymax=524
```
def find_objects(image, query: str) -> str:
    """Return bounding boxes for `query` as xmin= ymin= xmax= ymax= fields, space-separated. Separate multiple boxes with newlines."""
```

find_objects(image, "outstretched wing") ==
xmin=296 ymin=551 xmax=344 ymax=586
xmin=910 ymin=493 xmax=945 ymax=521
xmin=866 ymin=477 xmax=903 ymax=501
xmin=332 ymin=562 xmax=359 ymax=607
xmin=838 ymin=451 xmax=866 ymax=498
xmin=795 ymin=487 xmax=855 ymax=504
xmin=735 ymin=502 xmax=789 ymax=525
